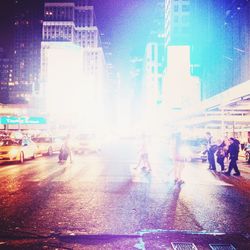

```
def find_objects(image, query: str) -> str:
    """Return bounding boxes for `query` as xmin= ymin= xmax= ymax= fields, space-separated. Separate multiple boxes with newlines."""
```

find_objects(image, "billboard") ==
xmin=0 ymin=117 xmax=47 ymax=125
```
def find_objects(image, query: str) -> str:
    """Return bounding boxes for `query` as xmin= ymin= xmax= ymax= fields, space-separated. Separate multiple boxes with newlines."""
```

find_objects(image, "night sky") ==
xmin=0 ymin=0 xmax=156 ymax=67
xmin=0 ymin=1 xmax=14 ymax=53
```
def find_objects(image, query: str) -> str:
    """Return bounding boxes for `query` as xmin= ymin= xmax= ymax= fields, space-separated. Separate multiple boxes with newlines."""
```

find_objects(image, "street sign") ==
xmin=0 ymin=116 xmax=47 ymax=125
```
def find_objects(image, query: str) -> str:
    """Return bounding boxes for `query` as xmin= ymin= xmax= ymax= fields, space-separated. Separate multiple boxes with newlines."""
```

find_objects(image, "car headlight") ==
xmin=9 ymin=149 xmax=19 ymax=157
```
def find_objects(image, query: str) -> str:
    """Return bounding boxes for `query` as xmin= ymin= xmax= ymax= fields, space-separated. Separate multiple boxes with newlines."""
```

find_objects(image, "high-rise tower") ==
xmin=41 ymin=0 xmax=104 ymax=82
xmin=0 ymin=48 xmax=13 ymax=104
xmin=41 ymin=0 xmax=106 ymax=127
xmin=11 ymin=0 xmax=43 ymax=104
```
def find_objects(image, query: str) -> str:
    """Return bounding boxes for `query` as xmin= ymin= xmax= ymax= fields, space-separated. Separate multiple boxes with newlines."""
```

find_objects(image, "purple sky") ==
xmin=0 ymin=0 xmax=155 ymax=53
xmin=0 ymin=0 xmax=156 ymax=78
xmin=94 ymin=0 xmax=156 ymax=70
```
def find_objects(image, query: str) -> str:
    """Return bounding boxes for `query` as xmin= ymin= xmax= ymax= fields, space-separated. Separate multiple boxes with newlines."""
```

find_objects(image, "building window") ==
xmin=174 ymin=5 xmax=179 ymax=12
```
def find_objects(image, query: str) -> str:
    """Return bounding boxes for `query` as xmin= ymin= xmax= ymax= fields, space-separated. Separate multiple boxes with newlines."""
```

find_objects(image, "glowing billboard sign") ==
xmin=0 ymin=116 xmax=47 ymax=125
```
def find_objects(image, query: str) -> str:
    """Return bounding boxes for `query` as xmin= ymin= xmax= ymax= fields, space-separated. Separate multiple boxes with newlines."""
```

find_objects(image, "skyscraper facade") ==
xmin=12 ymin=0 xmax=43 ymax=103
xmin=41 ymin=0 xmax=106 ymax=125
xmin=164 ymin=0 xmax=250 ymax=100
xmin=200 ymin=0 xmax=250 ymax=99
xmin=0 ymin=48 xmax=13 ymax=104
xmin=164 ymin=0 xmax=214 ymax=73
xmin=144 ymin=43 xmax=161 ymax=107
xmin=41 ymin=0 xmax=104 ymax=82
xmin=165 ymin=0 xmax=193 ymax=46
xmin=162 ymin=0 xmax=201 ymax=111
xmin=143 ymin=0 xmax=165 ymax=109
xmin=220 ymin=0 xmax=250 ymax=91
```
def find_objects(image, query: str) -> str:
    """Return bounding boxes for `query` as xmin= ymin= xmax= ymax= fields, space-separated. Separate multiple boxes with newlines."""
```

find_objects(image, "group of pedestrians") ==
xmin=135 ymin=132 xmax=185 ymax=184
xmin=59 ymin=131 xmax=242 ymax=178
xmin=206 ymin=132 xmax=241 ymax=176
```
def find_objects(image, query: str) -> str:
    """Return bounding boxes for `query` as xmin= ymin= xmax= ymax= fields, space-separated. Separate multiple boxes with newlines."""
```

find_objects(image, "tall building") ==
xmin=163 ymin=0 xmax=202 ymax=111
xmin=134 ymin=0 xmax=166 ymax=130
xmin=162 ymin=45 xmax=200 ymax=111
xmin=164 ymin=0 xmax=241 ymax=99
xmin=165 ymin=0 xmax=192 ymax=45
xmin=199 ymin=0 xmax=250 ymax=99
xmin=12 ymin=0 xmax=43 ymax=104
xmin=0 ymin=48 xmax=13 ymax=104
xmin=220 ymin=0 xmax=250 ymax=89
xmin=144 ymin=43 xmax=161 ymax=107
xmin=41 ymin=0 xmax=106 ymax=126
xmin=41 ymin=0 xmax=104 ymax=82
xmin=164 ymin=0 xmax=250 ymax=100
xmin=142 ymin=1 xmax=165 ymax=108
xmin=164 ymin=0 xmax=214 ymax=73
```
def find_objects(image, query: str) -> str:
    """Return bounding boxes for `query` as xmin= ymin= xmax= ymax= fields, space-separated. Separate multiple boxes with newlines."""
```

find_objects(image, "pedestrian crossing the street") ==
xmin=129 ymin=163 xmax=234 ymax=186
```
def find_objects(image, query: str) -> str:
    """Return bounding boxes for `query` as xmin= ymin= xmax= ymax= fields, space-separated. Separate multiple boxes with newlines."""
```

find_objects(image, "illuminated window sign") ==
xmin=0 ymin=117 xmax=47 ymax=125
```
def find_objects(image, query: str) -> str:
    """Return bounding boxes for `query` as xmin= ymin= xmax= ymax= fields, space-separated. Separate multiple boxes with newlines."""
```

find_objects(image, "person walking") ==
xmin=216 ymin=140 xmax=226 ymax=171
xmin=58 ymin=135 xmax=73 ymax=164
xmin=172 ymin=132 xmax=185 ymax=184
xmin=225 ymin=137 xmax=240 ymax=176
xmin=206 ymin=132 xmax=217 ymax=171
xmin=135 ymin=135 xmax=151 ymax=172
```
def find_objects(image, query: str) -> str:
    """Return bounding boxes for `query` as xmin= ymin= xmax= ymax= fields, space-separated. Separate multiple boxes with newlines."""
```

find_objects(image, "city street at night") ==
xmin=0 ymin=0 xmax=250 ymax=249
xmin=0 ymin=138 xmax=249 ymax=249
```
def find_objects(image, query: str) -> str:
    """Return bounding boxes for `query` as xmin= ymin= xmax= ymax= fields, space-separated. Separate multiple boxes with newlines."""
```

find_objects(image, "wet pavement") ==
xmin=0 ymin=138 xmax=249 ymax=249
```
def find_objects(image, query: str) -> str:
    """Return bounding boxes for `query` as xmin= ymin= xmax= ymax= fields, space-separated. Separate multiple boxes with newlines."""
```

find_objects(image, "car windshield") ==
xmin=0 ymin=140 xmax=21 ymax=146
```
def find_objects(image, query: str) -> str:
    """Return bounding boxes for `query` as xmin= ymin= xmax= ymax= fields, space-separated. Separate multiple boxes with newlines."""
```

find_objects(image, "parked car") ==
xmin=32 ymin=136 xmax=62 ymax=156
xmin=244 ymin=144 xmax=250 ymax=163
xmin=180 ymin=138 xmax=208 ymax=162
xmin=0 ymin=138 xmax=38 ymax=163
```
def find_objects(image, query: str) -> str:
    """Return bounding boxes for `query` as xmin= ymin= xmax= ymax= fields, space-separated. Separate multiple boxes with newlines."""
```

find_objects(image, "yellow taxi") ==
xmin=32 ymin=136 xmax=62 ymax=156
xmin=0 ymin=138 xmax=38 ymax=164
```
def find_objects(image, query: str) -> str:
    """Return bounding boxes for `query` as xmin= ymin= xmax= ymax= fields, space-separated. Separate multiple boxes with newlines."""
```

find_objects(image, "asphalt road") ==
xmin=0 ymin=137 xmax=249 ymax=249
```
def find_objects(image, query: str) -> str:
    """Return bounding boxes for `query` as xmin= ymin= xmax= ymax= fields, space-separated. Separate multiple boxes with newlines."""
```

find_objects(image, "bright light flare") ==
xmin=45 ymin=42 xmax=103 ymax=131
xmin=163 ymin=46 xmax=201 ymax=112
xmin=46 ymin=43 xmax=85 ymax=116
xmin=180 ymin=145 xmax=192 ymax=159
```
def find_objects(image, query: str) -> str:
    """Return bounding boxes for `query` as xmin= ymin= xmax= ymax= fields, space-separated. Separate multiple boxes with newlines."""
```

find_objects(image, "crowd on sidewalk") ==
xmin=205 ymin=132 xmax=243 ymax=176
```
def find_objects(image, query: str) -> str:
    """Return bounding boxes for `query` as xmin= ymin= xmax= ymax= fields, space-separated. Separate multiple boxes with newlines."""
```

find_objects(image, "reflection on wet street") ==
xmin=0 ymin=139 xmax=249 ymax=249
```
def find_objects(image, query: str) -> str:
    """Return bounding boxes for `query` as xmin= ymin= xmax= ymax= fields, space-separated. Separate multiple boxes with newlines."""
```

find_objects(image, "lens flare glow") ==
xmin=46 ymin=43 xmax=84 ymax=116
xmin=163 ymin=46 xmax=201 ymax=111
xmin=45 ymin=42 xmax=103 ymax=131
